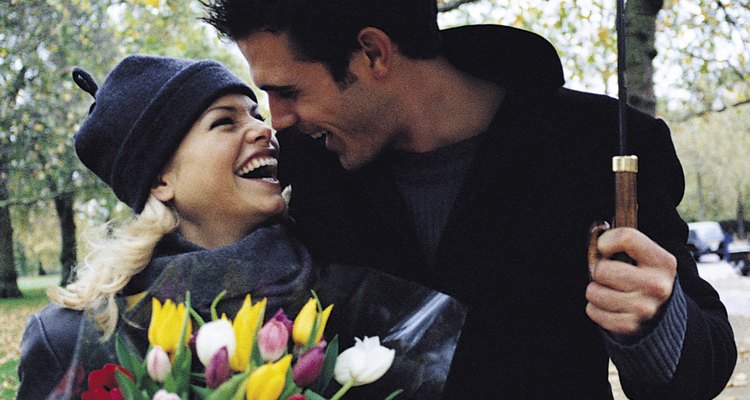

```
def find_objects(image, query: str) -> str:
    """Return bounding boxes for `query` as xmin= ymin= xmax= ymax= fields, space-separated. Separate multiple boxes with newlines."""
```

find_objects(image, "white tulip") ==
xmin=195 ymin=319 xmax=236 ymax=367
xmin=333 ymin=336 xmax=395 ymax=387
xmin=152 ymin=389 xmax=182 ymax=400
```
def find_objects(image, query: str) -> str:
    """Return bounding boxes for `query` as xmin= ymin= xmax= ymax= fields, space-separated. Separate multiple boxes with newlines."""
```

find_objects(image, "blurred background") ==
xmin=0 ymin=0 xmax=749 ymax=398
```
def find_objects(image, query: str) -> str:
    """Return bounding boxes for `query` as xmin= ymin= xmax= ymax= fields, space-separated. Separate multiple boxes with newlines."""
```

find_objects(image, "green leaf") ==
xmin=279 ymin=366 xmax=302 ymax=399
xmin=310 ymin=334 xmax=338 ymax=394
xmin=164 ymin=292 xmax=193 ymax=395
xmin=303 ymin=290 xmax=324 ymax=351
xmin=206 ymin=370 xmax=250 ymax=400
xmin=249 ymin=304 xmax=267 ymax=368
xmin=164 ymin=346 xmax=192 ymax=395
xmin=251 ymin=334 xmax=264 ymax=368
xmin=115 ymin=369 xmax=148 ymax=400
xmin=303 ymin=389 xmax=329 ymax=400
xmin=114 ymin=334 xmax=147 ymax=385
xmin=191 ymin=385 xmax=214 ymax=399
xmin=190 ymin=307 xmax=206 ymax=326
xmin=114 ymin=334 xmax=140 ymax=374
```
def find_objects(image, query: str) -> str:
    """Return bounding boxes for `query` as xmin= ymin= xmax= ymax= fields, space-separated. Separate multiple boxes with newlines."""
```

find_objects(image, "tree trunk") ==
xmin=625 ymin=0 xmax=663 ymax=117
xmin=54 ymin=193 xmax=77 ymax=286
xmin=0 ymin=156 xmax=21 ymax=298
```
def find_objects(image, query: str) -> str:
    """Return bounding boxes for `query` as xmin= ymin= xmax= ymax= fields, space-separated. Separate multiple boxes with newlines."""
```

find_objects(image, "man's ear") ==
xmin=356 ymin=27 xmax=394 ymax=77
xmin=150 ymin=173 xmax=175 ymax=203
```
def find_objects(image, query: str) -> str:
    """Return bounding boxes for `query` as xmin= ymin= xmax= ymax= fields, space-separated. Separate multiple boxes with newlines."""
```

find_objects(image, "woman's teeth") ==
xmin=236 ymin=157 xmax=278 ymax=177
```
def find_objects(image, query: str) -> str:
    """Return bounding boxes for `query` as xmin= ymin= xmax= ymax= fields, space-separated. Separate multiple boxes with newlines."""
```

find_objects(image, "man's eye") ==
xmin=277 ymin=90 xmax=298 ymax=100
xmin=210 ymin=117 xmax=233 ymax=129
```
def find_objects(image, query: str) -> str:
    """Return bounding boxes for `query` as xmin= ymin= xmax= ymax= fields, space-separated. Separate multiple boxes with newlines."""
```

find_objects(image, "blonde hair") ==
xmin=48 ymin=196 xmax=178 ymax=339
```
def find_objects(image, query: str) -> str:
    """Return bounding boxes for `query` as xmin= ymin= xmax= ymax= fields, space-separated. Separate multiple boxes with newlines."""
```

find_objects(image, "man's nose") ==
xmin=268 ymin=98 xmax=298 ymax=130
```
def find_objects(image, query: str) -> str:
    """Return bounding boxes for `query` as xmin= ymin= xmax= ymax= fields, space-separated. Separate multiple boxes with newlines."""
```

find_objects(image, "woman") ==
xmin=17 ymin=55 xmax=312 ymax=399
xmin=18 ymin=55 xmax=465 ymax=400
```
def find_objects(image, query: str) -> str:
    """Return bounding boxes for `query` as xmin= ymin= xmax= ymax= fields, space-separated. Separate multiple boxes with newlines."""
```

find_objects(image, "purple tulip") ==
xmin=205 ymin=347 xmax=231 ymax=389
xmin=293 ymin=340 xmax=327 ymax=387
xmin=258 ymin=319 xmax=289 ymax=362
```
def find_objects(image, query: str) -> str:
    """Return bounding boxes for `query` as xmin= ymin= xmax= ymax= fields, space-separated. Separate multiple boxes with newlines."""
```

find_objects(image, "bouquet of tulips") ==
xmin=80 ymin=291 xmax=400 ymax=400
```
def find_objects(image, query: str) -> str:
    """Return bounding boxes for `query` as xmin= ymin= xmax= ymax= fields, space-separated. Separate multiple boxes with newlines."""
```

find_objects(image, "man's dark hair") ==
xmin=202 ymin=0 xmax=442 ymax=84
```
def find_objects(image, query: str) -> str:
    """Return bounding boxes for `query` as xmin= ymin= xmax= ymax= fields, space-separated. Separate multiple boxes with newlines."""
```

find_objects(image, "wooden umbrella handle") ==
xmin=613 ymin=156 xmax=638 ymax=263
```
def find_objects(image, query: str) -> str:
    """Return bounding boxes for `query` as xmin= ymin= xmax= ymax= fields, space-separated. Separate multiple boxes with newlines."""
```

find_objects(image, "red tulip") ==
xmin=81 ymin=363 xmax=133 ymax=400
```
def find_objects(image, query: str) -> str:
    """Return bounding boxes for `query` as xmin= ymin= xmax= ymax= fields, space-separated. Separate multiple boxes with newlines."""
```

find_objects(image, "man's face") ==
xmin=236 ymin=31 xmax=397 ymax=170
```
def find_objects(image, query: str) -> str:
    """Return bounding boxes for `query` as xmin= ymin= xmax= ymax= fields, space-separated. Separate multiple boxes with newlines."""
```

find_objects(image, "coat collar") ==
xmin=440 ymin=25 xmax=565 ymax=92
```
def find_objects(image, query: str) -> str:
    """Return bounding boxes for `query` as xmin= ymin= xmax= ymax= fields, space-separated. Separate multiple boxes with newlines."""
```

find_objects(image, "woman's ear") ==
xmin=150 ymin=174 xmax=175 ymax=202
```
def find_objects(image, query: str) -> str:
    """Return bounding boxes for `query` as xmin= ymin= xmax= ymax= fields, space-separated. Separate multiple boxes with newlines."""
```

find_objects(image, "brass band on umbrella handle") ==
xmin=613 ymin=155 xmax=638 ymax=264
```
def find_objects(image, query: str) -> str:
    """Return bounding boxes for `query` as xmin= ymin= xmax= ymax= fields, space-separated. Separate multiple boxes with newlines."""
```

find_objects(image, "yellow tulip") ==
xmin=245 ymin=354 xmax=292 ymax=400
xmin=230 ymin=295 xmax=267 ymax=372
xmin=292 ymin=298 xmax=333 ymax=347
xmin=148 ymin=298 xmax=191 ymax=354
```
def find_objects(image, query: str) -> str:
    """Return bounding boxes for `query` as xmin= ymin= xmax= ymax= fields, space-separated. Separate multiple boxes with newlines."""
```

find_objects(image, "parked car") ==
xmin=727 ymin=241 xmax=750 ymax=275
xmin=687 ymin=221 xmax=726 ymax=261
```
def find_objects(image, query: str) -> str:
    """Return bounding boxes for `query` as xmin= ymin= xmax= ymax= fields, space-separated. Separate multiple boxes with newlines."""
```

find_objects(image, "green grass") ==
xmin=0 ymin=274 xmax=60 ymax=400
xmin=0 ymin=360 xmax=19 ymax=400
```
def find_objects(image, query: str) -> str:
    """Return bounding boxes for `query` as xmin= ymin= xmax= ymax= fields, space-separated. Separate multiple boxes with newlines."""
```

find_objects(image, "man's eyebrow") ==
xmin=258 ymin=84 xmax=296 ymax=93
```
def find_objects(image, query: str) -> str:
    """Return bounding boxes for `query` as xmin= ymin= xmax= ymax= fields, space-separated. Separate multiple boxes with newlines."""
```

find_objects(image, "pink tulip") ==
xmin=293 ymin=340 xmax=327 ymax=387
xmin=269 ymin=308 xmax=294 ymax=335
xmin=258 ymin=319 xmax=289 ymax=362
xmin=205 ymin=347 xmax=231 ymax=389
xmin=145 ymin=346 xmax=171 ymax=383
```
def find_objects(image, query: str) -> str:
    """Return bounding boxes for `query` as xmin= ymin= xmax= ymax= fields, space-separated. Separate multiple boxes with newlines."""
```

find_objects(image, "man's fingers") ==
xmin=597 ymin=227 xmax=677 ymax=272
xmin=590 ymin=258 xmax=674 ymax=299
xmin=585 ymin=302 xmax=641 ymax=336
xmin=586 ymin=281 xmax=660 ymax=318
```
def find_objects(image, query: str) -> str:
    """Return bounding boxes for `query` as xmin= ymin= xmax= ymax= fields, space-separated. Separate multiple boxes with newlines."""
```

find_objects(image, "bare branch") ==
xmin=437 ymin=0 xmax=482 ymax=13
xmin=675 ymin=98 xmax=750 ymax=122
xmin=0 ymin=189 xmax=77 ymax=208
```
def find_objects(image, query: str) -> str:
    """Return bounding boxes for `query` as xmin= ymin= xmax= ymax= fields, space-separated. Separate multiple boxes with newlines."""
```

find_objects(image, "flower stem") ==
xmin=210 ymin=290 xmax=227 ymax=321
xmin=329 ymin=379 xmax=354 ymax=400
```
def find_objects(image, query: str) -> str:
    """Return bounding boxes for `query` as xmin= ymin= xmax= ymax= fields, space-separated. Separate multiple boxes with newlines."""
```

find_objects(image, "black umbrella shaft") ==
xmin=617 ymin=0 xmax=628 ymax=155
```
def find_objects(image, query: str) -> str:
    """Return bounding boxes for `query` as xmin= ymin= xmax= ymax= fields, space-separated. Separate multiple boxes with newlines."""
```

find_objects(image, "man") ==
xmin=203 ymin=1 xmax=736 ymax=398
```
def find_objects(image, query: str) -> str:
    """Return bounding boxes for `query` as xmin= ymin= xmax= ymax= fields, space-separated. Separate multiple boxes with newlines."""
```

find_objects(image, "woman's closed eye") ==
xmin=210 ymin=117 xmax=234 ymax=129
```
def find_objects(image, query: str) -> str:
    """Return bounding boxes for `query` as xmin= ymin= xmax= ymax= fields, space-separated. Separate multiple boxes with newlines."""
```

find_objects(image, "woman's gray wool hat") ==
xmin=72 ymin=55 xmax=256 ymax=213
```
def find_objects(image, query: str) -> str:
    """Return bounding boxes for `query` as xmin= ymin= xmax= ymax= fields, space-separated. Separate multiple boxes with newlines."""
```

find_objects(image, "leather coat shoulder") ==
xmin=17 ymin=304 xmax=83 ymax=400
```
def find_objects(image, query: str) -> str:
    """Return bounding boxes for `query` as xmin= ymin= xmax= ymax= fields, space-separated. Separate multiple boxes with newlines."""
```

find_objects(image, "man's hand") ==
xmin=586 ymin=227 xmax=677 ymax=339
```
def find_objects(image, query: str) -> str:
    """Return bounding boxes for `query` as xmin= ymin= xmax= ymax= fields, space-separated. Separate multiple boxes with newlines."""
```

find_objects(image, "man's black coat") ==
xmin=277 ymin=25 xmax=736 ymax=399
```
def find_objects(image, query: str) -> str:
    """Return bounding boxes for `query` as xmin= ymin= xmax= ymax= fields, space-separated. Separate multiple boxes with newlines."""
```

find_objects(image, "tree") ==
xmin=1 ymin=0 xmax=122 ymax=290
xmin=0 ymin=142 xmax=20 ymax=297
xmin=438 ymin=0 xmax=749 ymax=223
xmin=625 ymin=0 xmax=664 ymax=116
xmin=2 ymin=0 xmax=257 ymax=294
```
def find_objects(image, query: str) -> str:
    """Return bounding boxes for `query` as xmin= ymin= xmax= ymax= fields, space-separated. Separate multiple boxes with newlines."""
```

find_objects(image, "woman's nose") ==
xmin=245 ymin=119 xmax=273 ymax=144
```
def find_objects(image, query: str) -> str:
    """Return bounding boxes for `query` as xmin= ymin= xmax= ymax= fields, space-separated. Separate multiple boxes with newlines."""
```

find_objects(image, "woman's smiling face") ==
xmin=153 ymin=93 xmax=286 ymax=248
